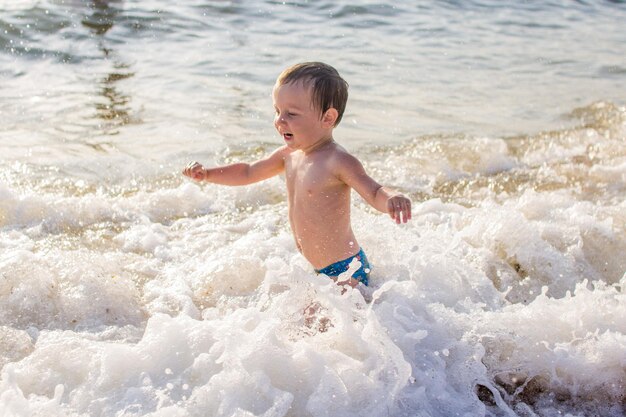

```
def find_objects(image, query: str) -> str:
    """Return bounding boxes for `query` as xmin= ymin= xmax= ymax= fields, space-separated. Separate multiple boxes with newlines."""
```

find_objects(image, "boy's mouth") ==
xmin=283 ymin=133 xmax=293 ymax=141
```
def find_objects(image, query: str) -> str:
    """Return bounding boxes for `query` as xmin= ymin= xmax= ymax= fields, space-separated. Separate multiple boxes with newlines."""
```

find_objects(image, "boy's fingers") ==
xmin=183 ymin=162 xmax=204 ymax=180
xmin=392 ymin=201 xmax=402 ymax=224
xmin=389 ymin=197 xmax=412 ymax=224
xmin=399 ymin=199 xmax=411 ymax=223
xmin=388 ymin=201 xmax=395 ymax=219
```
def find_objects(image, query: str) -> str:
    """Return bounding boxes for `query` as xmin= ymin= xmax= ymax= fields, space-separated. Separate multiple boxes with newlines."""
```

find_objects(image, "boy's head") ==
xmin=275 ymin=62 xmax=349 ymax=126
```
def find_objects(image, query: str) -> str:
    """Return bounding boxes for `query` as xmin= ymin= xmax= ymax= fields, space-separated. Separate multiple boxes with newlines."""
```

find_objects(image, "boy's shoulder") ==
xmin=327 ymin=142 xmax=362 ymax=166
xmin=298 ymin=141 xmax=354 ymax=164
xmin=320 ymin=142 xmax=367 ymax=180
xmin=271 ymin=144 xmax=296 ymax=159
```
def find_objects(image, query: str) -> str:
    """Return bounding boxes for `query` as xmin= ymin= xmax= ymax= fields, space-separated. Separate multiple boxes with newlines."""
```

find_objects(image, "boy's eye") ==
xmin=274 ymin=109 xmax=297 ymax=118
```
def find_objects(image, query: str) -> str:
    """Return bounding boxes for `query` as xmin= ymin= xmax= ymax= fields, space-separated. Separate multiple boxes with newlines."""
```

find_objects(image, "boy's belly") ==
xmin=288 ymin=186 xmax=357 ymax=269
xmin=292 ymin=216 xmax=360 ymax=269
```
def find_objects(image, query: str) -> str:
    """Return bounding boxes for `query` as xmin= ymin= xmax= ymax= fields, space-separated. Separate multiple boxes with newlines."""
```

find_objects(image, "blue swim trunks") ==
xmin=315 ymin=248 xmax=371 ymax=286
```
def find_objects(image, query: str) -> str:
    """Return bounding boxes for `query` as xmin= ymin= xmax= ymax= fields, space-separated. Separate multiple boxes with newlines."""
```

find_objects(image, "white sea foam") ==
xmin=1 ymin=163 xmax=624 ymax=416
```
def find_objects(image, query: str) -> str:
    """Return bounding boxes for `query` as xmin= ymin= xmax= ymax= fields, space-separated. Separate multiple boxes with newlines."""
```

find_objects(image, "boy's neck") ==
xmin=302 ymin=136 xmax=334 ymax=154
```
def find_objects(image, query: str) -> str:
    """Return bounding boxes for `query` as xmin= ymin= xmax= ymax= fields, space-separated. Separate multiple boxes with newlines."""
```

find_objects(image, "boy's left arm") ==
xmin=335 ymin=153 xmax=411 ymax=224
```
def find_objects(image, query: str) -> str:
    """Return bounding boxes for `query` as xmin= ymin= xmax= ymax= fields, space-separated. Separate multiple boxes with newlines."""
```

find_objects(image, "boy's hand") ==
xmin=387 ymin=195 xmax=412 ymax=224
xmin=183 ymin=161 xmax=206 ymax=181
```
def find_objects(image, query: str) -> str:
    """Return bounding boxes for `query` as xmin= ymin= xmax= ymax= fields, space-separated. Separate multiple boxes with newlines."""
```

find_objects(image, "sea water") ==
xmin=1 ymin=1 xmax=625 ymax=416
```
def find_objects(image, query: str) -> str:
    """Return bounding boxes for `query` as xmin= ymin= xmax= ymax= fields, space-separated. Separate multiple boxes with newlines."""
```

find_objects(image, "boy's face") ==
xmin=272 ymin=81 xmax=332 ymax=150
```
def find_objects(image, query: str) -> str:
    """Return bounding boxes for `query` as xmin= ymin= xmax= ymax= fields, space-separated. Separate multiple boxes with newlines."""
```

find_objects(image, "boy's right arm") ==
xmin=183 ymin=146 xmax=289 ymax=186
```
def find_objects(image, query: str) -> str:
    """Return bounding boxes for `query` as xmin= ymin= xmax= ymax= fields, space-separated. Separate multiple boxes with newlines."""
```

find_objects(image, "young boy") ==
xmin=183 ymin=62 xmax=411 ymax=288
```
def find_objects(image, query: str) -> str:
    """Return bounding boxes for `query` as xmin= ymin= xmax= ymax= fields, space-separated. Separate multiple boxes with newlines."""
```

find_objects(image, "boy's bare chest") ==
xmin=285 ymin=154 xmax=341 ymax=196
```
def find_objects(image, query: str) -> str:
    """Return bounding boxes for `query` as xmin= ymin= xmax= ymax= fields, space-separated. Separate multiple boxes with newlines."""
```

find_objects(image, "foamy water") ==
xmin=1 ymin=1 xmax=626 ymax=416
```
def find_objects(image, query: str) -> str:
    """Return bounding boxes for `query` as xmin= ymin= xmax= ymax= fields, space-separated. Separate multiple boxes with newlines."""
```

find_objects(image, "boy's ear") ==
xmin=322 ymin=108 xmax=339 ymax=127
